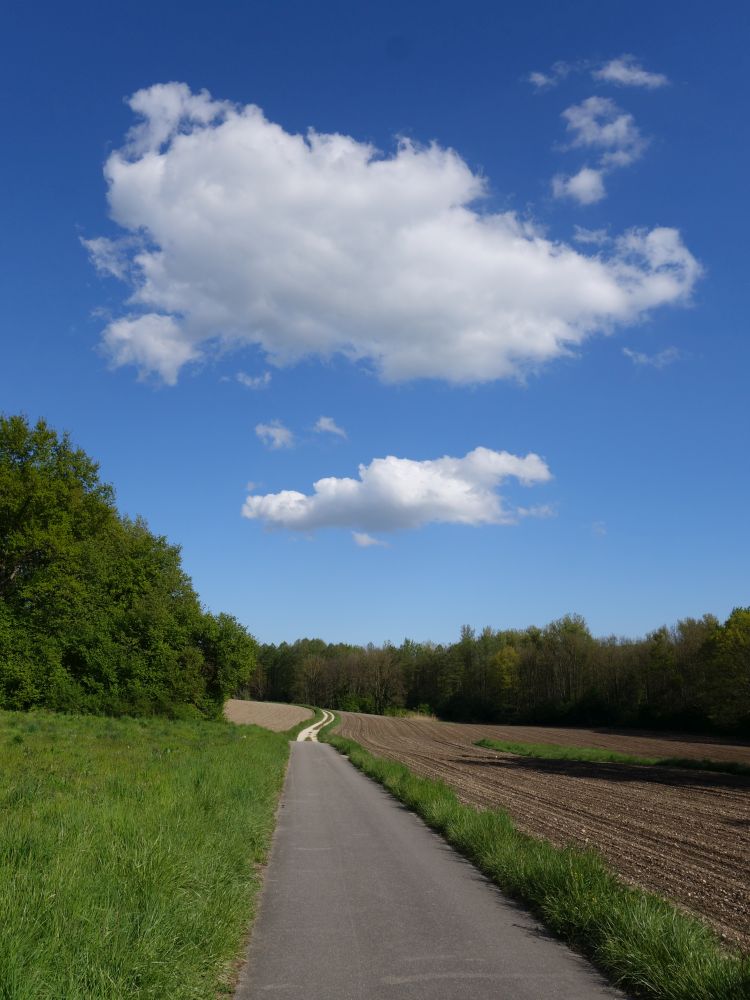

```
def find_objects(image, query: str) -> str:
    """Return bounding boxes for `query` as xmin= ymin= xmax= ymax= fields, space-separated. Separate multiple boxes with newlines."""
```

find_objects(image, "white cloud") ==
xmin=592 ymin=520 xmax=607 ymax=536
xmin=83 ymin=236 xmax=135 ymax=281
xmin=352 ymin=532 xmax=389 ymax=548
xmin=552 ymin=97 xmax=649 ymax=202
xmin=242 ymin=446 xmax=552 ymax=535
xmin=622 ymin=346 xmax=682 ymax=368
xmin=553 ymin=167 xmax=606 ymax=205
xmin=528 ymin=61 xmax=572 ymax=90
xmin=530 ymin=55 xmax=668 ymax=91
xmin=314 ymin=415 xmax=347 ymax=439
xmin=237 ymin=371 xmax=271 ymax=389
xmin=593 ymin=56 xmax=669 ymax=89
xmin=89 ymin=83 xmax=700 ymax=385
xmin=561 ymin=97 xmax=646 ymax=167
xmin=101 ymin=314 xmax=198 ymax=385
xmin=255 ymin=420 xmax=294 ymax=450
xmin=573 ymin=226 xmax=610 ymax=245
xmin=517 ymin=504 xmax=556 ymax=519
xmin=124 ymin=82 xmax=231 ymax=156
xmin=529 ymin=71 xmax=555 ymax=90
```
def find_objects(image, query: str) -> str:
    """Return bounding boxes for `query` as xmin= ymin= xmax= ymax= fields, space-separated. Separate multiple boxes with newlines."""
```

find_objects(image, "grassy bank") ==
xmin=475 ymin=737 xmax=750 ymax=776
xmin=0 ymin=709 xmax=294 ymax=999
xmin=322 ymin=724 xmax=750 ymax=1000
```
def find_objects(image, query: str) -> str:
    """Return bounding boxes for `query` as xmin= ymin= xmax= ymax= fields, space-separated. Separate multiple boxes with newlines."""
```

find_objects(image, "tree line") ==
xmin=0 ymin=415 xmax=257 ymax=718
xmin=4 ymin=413 xmax=747 ymax=733
xmin=249 ymin=610 xmax=750 ymax=734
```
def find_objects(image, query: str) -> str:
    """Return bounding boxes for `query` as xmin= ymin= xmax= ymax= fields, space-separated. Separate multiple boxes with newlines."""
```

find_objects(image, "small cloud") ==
xmin=352 ymin=532 xmax=389 ymax=548
xmin=237 ymin=371 xmax=271 ymax=389
xmin=561 ymin=97 xmax=646 ymax=167
xmin=593 ymin=55 xmax=669 ymax=89
xmin=255 ymin=420 xmax=294 ymax=450
xmin=530 ymin=56 xmax=668 ymax=92
xmin=623 ymin=346 xmax=682 ymax=369
xmin=517 ymin=504 xmax=557 ymax=520
xmin=528 ymin=61 xmax=574 ymax=90
xmin=592 ymin=520 xmax=607 ymax=536
xmin=551 ymin=97 xmax=648 ymax=200
xmin=573 ymin=225 xmax=610 ymax=245
xmin=553 ymin=167 xmax=606 ymax=205
xmin=83 ymin=235 xmax=140 ymax=281
xmin=101 ymin=314 xmax=198 ymax=385
xmin=529 ymin=71 xmax=554 ymax=89
xmin=314 ymin=415 xmax=347 ymax=439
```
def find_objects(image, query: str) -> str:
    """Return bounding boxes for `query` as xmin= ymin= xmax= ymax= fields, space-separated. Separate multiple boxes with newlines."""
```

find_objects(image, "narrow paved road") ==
xmin=235 ymin=743 xmax=625 ymax=1000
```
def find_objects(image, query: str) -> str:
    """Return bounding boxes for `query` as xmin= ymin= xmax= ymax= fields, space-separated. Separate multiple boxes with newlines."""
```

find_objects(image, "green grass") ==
xmin=322 ymin=724 xmax=750 ymax=1000
xmin=475 ymin=737 xmax=750 ymax=776
xmin=0 ymin=709 xmax=296 ymax=999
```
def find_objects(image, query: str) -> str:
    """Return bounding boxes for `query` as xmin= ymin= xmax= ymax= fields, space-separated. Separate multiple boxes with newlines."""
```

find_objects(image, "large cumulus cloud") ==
xmin=87 ymin=83 xmax=701 ymax=385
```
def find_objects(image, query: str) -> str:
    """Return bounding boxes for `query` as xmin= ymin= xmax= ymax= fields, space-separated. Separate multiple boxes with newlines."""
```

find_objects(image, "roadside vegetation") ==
xmin=322 ymin=721 xmax=750 ymax=1000
xmin=0 ymin=708 xmax=294 ymax=999
xmin=475 ymin=737 xmax=750 ymax=776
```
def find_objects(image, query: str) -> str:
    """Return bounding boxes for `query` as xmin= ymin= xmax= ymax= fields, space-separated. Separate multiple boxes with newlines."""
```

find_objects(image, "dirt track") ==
xmin=337 ymin=713 xmax=750 ymax=952
xmin=224 ymin=699 xmax=312 ymax=732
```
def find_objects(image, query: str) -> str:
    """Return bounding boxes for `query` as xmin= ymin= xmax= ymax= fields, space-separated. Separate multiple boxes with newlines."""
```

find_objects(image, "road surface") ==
xmin=235 ymin=742 xmax=624 ymax=999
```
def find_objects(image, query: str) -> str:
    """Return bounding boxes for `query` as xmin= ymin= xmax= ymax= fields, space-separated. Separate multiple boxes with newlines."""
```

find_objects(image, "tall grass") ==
xmin=323 ymin=727 xmax=750 ymax=1000
xmin=475 ymin=737 xmax=750 ymax=776
xmin=0 ymin=709 xmax=293 ymax=999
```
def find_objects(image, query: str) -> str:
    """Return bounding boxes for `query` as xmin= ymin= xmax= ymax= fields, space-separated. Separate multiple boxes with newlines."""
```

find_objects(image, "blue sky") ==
xmin=2 ymin=1 xmax=748 ymax=644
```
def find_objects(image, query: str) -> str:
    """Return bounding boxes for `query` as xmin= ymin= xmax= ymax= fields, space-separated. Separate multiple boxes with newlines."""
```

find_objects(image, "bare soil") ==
xmin=337 ymin=713 xmax=750 ymax=952
xmin=224 ymin=699 xmax=312 ymax=732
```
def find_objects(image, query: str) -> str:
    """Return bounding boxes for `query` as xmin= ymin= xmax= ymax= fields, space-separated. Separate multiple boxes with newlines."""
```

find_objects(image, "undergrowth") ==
xmin=322 ymin=724 xmax=750 ymax=1000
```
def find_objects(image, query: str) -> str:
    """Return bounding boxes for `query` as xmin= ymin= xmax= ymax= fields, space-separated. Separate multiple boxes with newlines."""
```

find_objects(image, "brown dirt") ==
xmin=337 ymin=713 xmax=750 ymax=952
xmin=224 ymin=699 xmax=312 ymax=732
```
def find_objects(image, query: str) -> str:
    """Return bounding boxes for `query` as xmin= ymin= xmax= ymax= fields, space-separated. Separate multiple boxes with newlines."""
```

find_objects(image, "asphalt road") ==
xmin=235 ymin=742 xmax=625 ymax=1000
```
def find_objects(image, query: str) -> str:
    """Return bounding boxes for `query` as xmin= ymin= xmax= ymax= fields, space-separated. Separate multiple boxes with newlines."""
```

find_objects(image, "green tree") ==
xmin=0 ymin=414 xmax=256 ymax=717
xmin=705 ymin=608 xmax=750 ymax=730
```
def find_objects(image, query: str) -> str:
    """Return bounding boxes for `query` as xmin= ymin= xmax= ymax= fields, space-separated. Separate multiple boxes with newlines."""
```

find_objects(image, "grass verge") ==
xmin=475 ymin=737 xmax=750 ymax=776
xmin=322 ymin=724 xmax=750 ymax=1000
xmin=0 ymin=709 xmax=294 ymax=999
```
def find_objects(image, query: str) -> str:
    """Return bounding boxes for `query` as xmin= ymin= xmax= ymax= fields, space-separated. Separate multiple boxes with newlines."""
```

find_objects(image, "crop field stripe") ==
xmin=322 ymin=723 xmax=750 ymax=1000
xmin=475 ymin=738 xmax=750 ymax=776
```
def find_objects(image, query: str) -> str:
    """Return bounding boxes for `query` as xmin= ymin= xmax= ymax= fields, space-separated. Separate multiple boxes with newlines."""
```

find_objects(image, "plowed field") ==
xmin=224 ymin=699 xmax=312 ymax=731
xmin=337 ymin=713 xmax=750 ymax=951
